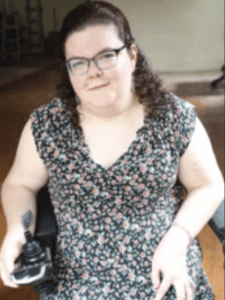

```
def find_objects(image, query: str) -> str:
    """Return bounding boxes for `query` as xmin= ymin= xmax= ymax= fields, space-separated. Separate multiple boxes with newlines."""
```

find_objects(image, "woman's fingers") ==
xmin=151 ymin=261 xmax=162 ymax=290
xmin=0 ymin=259 xmax=18 ymax=288
xmin=154 ymin=277 xmax=172 ymax=300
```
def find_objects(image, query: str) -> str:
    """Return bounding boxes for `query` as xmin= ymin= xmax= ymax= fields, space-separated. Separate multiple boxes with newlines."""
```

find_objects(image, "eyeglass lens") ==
xmin=68 ymin=51 xmax=118 ymax=76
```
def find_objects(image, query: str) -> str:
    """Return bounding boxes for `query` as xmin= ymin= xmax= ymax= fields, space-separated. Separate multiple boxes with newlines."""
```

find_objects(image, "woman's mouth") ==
xmin=90 ymin=83 xmax=109 ymax=90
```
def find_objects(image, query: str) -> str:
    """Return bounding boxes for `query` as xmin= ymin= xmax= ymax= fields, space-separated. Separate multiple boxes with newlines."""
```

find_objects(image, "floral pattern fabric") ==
xmin=30 ymin=93 xmax=215 ymax=299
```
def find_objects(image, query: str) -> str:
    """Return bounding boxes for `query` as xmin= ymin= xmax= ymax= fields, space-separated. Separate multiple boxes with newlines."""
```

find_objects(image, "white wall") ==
xmin=9 ymin=0 xmax=224 ymax=72
xmin=113 ymin=0 xmax=224 ymax=72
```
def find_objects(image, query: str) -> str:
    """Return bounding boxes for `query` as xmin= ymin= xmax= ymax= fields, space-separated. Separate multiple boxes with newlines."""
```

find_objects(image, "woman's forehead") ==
xmin=65 ymin=25 xmax=122 ymax=57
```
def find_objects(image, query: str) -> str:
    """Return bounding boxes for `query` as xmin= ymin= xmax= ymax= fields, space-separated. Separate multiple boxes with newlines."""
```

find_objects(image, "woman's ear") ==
xmin=130 ymin=44 xmax=138 ymax=71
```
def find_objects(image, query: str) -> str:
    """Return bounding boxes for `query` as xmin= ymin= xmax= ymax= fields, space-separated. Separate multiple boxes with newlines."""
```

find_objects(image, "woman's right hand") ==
xmin=0 ymin=230 xmax=25 ymax=288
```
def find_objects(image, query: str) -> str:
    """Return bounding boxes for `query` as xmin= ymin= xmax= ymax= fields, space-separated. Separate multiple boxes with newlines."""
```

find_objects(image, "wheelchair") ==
xmin=34 ymin=185 xmax=225 ymax=267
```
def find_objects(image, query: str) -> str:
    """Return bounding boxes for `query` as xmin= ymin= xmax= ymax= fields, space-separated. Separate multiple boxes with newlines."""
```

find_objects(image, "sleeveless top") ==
xmin=30 ymin=93 xmax=215 ymax=300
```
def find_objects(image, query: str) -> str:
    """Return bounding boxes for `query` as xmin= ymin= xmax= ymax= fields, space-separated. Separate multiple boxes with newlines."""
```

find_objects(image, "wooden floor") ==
xmin=0 ymin=65 xmax=224 ymax=299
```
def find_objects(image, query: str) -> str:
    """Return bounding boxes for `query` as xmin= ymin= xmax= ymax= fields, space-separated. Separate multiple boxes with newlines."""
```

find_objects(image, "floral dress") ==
xmin=30 ymin=93 xmax=215 ymax=300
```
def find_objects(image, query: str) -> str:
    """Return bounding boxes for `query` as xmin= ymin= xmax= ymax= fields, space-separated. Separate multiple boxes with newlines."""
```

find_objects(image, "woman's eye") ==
xmin=100 ymin=53 xmax=114 ymax=60
xmin=72 ymin=61 xmax=85 ymax=68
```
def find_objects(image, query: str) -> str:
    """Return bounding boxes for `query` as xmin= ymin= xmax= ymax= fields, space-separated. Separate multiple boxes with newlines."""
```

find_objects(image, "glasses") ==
xmin=65 ymin=45 xmax=126 ymax=77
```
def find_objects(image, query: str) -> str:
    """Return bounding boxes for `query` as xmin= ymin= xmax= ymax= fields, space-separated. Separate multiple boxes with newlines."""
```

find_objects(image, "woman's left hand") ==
xmin=151 ymin=230 xmax=196 ymax=300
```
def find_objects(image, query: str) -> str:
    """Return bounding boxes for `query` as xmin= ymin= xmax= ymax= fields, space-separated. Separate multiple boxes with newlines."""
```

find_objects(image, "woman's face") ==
xmin=64 ymin=24 xmax=138 ymax=118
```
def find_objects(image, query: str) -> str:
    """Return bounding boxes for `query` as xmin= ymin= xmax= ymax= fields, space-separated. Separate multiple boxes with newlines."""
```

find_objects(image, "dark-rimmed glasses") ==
xmin=65 ymin=45 xmax=126 ymax=77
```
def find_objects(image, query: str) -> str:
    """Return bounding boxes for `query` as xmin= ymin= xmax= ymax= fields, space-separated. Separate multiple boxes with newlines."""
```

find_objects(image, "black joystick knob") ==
xmin=23 ymin=231 xmax=46 ymax=264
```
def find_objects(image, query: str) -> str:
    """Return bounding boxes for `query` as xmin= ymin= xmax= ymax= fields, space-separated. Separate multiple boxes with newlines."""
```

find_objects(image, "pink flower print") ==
xmin=115 ymin=198 xmax=122 ymax=205
xmin=114 ymin=261 xmax=119 ymax=268
xmin=141 ymin=220 xmax=147 ymax=226
xmin=73 ymin=184 xmax=80 ymax=190
xmin=87 ymin=206 xmax=94 ymax=212
xmin=134 ymin=240 xmax=139 ymax=246
xmin=140 ymin=252 xmax=145 ymax=258
xmin=101 ymin=260 xmax=107 ymax=267
xmin=140 ymin=292 xmax=146 ymax=298
xmin=110 ymin=269 xmax=116 ymax=276
xmin=124 ymin=297 xmax=130 ymax=300
xmin=73 ymin=295 xmax=80 ymax=300
xmin=128 ymin=254 xmax=133 ymax=260
xmin=68 ymin=163 xmax=76 ymax=170
xmin=93 ymin=257 xmax=98 ymax=263
xmin=66 ymin=174 xmax=73 ymax=180
xmin=142 ymin=190 xmax=150 ymax=197
xmin=116 ymin=234 xmax=122 ymax=240
xmin=89 ymin=231 xmax=95 ymax=237
xmin=81 ymin=272 xmax=89 ymax=280
xmin=162 ymin=174 xmax=167 ymax=180
xmin=121 ymin=158 xmax=128 ymax=165
xmin=116 ymin=175 xmax=124 ymax=182
xmin=132 ymin=261 xmax=137 ymax=266
xmin=61 ymin=241 xmax=66 ymax=249
xmin=130 ymin=289 xmax=137 ymax=296
xmin=58 ymin=283 xmax=63 ymax=292
xmin=145 ymin=146 xmax=152 ymax=155
xmin=105 ymin=225 xmax=110 ymax=230
xmin=98 ymin=236 xmax=105 ymax=245
xmin=79 ymin=287 xmax=86 ymax=294
xmin=128 ymin=272 xmax=135 ymax=281
xmin=119 ymin=245 xmax=126 ymax=254
xmin=125 ymin=186 xmax=131 ymax=191
xmin=130 ymin=180 xmax=136 ymax=186
xmin=93 ymin=201 xmax=100 ymax=207
xmin=122 ymin=220 xmax=130 ymax=229
xmin=53 ymin=150 xmax=59 ymax=158
xmin=89 ymin=291 xmax=95 ymax=296
xmin=92 ymin=213 xmax=97 ymax=220
xmin=86 ymin=181 xmax=93 ymax=188
xmin=77 ymin=226 xmax=83 ymax=234
xmin=152 ymin=213 xmax=157 ymax=220
xmin=74 ymin=250 xmax=80 ymax=258
xmin=106 ymin=252 xmax=111 ymax=257
xmin=121 ymin=264 xmax=128 ymax=272
xmin=103 ymin=286 xmax=110 ymax=293
xmin=140 ymin=164 xmax=148 ymax=173
xmin=116 ymin=212 xmax=123 ymax=220
xmin=122 ymin=285 xmax=128 ymax=291
xmin=124 ymin=236 xmax=130 ymax=244
xmin=104 ymin=217 xmax=111 ymax=224
xmin=146 ymin=231 xmax=152 ymax=240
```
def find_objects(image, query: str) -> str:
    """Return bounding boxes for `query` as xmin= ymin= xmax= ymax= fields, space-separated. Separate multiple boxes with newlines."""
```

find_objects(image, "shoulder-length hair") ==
xmin=56 ymin=0 xmax=176 ymax=131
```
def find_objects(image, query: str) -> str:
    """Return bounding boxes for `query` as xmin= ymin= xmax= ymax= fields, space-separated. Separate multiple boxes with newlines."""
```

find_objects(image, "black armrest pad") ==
xmin=34 ymin=186 xmax=58 ymax=247
xmin=208 ymin=199 xmax=225 ymax=243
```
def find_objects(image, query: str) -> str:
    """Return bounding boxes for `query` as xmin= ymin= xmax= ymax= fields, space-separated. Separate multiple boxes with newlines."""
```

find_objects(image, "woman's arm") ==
xmin=151 ymin=116 xmax=224 ymax=300
xmin=165 ymin=116 xmax=224 ymax=249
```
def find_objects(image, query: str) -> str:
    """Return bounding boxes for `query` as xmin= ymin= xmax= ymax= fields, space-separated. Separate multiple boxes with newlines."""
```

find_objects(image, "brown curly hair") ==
xmin=56 ymin=0 xmax=176 ymax=131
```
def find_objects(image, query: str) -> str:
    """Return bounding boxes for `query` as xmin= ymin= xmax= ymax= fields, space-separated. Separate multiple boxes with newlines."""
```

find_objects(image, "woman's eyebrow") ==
xmin=67 ymin=47 xmax=114 ymax=61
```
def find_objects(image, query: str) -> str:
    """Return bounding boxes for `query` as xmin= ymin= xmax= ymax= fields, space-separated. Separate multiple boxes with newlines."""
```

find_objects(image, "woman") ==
xmin=0 ymin=1 xmax=224 ymax=299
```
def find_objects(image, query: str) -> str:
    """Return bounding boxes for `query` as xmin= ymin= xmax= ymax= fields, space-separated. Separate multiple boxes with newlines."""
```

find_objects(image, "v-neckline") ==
xmin=80 ymin=117 xmax=148 ymax=172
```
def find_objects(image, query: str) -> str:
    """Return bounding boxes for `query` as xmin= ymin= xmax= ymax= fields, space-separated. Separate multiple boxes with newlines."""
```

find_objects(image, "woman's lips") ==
xmin=90 ymin=83 xmax=109 ymax=90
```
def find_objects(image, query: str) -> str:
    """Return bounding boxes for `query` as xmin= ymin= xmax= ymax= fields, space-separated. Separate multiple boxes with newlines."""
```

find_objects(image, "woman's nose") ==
xmin=87 ymin=60 xmax=103 ymax=76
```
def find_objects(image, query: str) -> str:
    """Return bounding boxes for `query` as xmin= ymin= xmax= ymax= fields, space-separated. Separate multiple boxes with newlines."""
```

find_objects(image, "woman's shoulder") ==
xmin=30 ymin=97 xmax=66 ymax=115
xmin=159 ymin=93 xmax=196 ymax=124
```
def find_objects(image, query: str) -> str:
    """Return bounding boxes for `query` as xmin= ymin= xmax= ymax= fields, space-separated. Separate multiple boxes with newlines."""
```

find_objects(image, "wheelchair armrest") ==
xmin=34 ymin=186 xmax=58 ymax=249
xmin=208 ymin=199 xmax=225 ymax=244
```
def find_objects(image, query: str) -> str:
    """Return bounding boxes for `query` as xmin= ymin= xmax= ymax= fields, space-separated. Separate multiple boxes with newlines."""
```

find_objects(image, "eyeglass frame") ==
xmin=65 ymin=44 xmax=127 ymax=76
